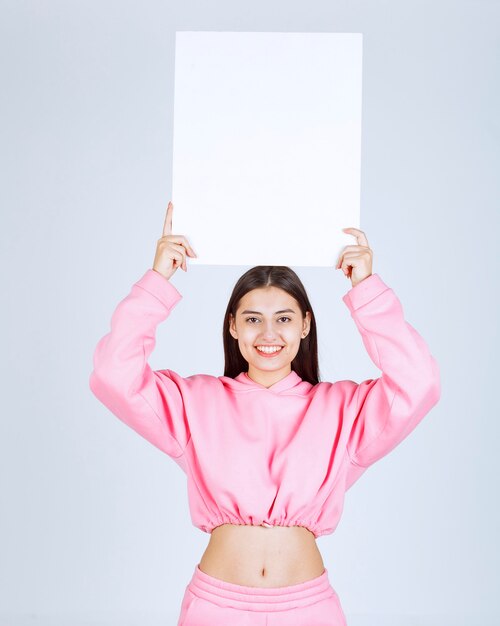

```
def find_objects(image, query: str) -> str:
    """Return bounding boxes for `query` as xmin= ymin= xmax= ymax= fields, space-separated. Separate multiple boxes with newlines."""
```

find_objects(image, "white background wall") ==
xmin=1 ymin=1 xmax=498 ymax=625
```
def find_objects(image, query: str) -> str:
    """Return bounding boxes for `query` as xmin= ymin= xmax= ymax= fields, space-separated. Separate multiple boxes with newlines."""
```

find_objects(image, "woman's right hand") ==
xmin=152 ymin=201 xmax=198 ymax=281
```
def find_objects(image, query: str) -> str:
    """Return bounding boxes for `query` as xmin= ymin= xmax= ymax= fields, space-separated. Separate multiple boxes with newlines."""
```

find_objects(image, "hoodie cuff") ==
xmin=133 ymin=269 xmax=183 ymax=310
xmin=342 ymin=273 xmax=391 ymax=312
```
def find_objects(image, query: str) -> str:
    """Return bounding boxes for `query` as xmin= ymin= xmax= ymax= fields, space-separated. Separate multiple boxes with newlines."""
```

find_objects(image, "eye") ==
xmin=245 ymin=316 xmax=292 ymax=323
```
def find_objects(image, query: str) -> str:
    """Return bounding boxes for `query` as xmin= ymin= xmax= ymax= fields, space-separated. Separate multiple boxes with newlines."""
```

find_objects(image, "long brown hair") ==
xmin=222 ymin=266 xmax=321 ymax=385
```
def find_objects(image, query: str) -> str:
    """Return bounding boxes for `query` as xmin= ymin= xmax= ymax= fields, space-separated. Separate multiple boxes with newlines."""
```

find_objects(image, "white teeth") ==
xmin=256 ymin=346 xmax=283 ymax=353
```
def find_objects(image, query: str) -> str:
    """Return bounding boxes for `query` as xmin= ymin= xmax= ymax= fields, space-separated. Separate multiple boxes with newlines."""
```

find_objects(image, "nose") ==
xmin=260 ymin=321 xmax=280 ymax=337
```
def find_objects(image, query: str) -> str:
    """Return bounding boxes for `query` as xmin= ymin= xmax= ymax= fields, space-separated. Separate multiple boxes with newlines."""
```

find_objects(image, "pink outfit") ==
xmin=89 ymin=268 xmax=440 ymax=541
xmin=178 ymin=564 xmax=347 ymax=625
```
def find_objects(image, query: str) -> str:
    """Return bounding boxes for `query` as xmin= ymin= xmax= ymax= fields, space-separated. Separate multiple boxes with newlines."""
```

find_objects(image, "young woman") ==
xmin=89 ymin=201 xmax=441 ymax=625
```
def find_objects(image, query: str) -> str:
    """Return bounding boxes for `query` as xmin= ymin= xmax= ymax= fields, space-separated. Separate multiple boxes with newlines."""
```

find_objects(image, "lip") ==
xmin=254 ymin=346 xmax=284 ymax=358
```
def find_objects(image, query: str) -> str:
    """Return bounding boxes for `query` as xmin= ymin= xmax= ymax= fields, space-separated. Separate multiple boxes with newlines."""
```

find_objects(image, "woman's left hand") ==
xmin=335 ymin=227 xmax=373 ymax=288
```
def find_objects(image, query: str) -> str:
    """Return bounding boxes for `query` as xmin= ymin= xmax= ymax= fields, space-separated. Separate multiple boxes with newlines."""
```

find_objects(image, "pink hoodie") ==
xmin=89 ymin=269 xmax=440 ymax=538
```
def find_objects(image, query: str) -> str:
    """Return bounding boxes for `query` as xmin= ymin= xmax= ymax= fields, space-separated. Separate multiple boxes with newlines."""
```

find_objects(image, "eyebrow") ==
xmin=240 ymin=309 xmax=296 ymax=315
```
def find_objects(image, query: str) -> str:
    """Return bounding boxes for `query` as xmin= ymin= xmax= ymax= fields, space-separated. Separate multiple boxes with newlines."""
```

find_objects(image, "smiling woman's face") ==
xmin=229 ymin=286 xmax=311 ymax=387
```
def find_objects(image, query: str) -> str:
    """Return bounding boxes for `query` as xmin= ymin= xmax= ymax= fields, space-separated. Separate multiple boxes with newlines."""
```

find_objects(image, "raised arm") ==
xmin=89 ymin=201 xmax=198 ymax=459
xmin=343 ymin=273 xmax=441 ymax=470
xmin=89 ymin=269 xmax=191 ymax=458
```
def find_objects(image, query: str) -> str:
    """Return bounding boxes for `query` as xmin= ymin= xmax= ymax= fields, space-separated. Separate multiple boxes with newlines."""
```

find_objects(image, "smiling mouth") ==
xmin=255 ymin=346 xmax=284 ymax=356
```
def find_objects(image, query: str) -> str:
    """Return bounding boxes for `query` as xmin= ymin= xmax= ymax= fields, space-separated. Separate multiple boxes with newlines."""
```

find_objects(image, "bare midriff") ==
xmin=198 ymin=523 xmax=326 ymax=588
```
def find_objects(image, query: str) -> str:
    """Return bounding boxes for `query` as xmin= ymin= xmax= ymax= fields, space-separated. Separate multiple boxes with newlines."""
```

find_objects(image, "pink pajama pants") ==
xmin=177 ymin=563 xmax=347 ymax=625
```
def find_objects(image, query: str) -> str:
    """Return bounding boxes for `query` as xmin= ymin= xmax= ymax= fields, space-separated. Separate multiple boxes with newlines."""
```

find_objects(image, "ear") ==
xmin=303 ymin=311 xmax=312 ymax=337
xmin=229 ymin=313 xmax=238 ymax=339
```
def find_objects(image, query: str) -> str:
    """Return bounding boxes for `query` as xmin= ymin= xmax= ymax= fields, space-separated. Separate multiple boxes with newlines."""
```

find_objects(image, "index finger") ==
xmin=162 ymin=201 xmax=173 ymax=237
xmin=342 ymin=227 xmax=369 ymax=248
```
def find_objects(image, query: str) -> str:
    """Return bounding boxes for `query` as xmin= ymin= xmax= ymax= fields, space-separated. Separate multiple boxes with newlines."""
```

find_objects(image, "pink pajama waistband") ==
xmin=186 ymin=564 xmax=337 ymax=612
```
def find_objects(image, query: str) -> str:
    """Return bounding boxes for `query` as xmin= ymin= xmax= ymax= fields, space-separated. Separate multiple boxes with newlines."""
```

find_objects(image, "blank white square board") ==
xmin=171 ymin=31 xmax=363 ymax=267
